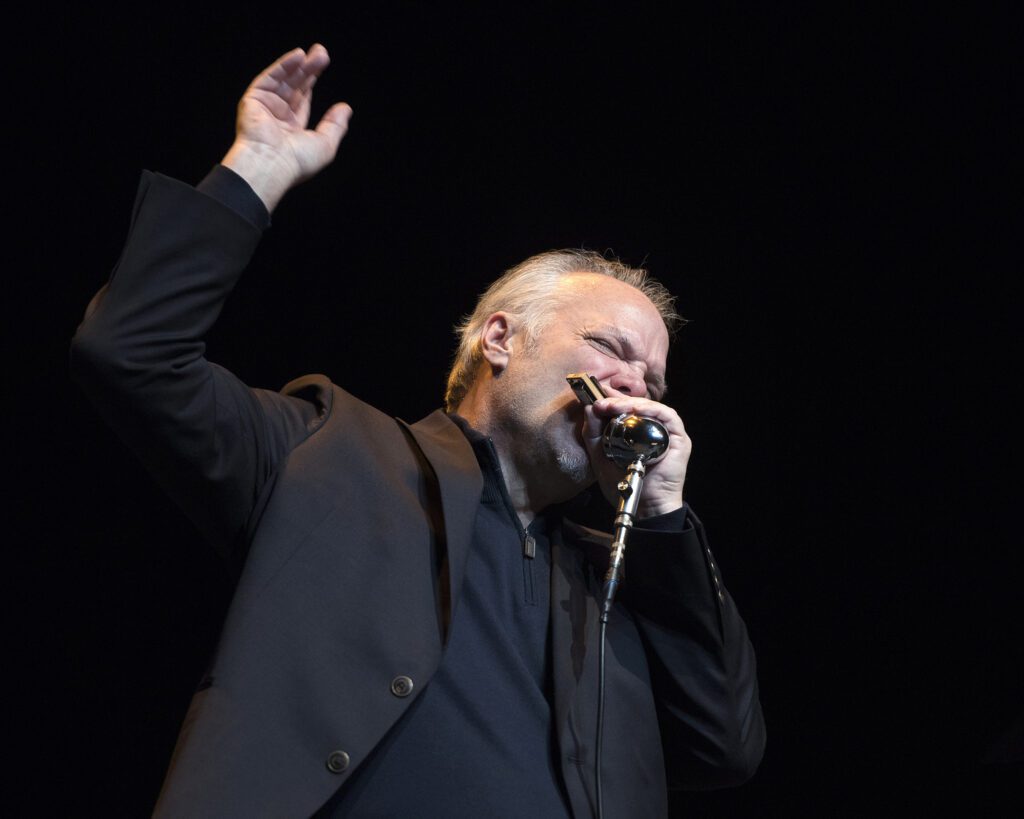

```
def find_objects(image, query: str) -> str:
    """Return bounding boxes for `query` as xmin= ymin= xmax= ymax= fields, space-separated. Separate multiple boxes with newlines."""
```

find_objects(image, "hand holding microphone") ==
xmin=567 ymin=373 xmax=690 ymax=519
xmin=567 ymin=373 xmax=669 ymax=466
xmin=567 ymin=372 xmax=692 ymax=616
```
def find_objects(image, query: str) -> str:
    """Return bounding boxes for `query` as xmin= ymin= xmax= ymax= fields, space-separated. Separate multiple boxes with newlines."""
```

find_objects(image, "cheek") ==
xmin=579 ymin=359 xmax=619 ymax=391
xmin=570 ymin=348 xmax=613 ymax=377
xmin=537 ymin=348 xmax=611 ymax=410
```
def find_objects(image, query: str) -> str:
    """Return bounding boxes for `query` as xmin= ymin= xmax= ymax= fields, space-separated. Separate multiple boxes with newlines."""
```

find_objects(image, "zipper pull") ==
xmin=523 ymin=533 xmax=536 ymax=559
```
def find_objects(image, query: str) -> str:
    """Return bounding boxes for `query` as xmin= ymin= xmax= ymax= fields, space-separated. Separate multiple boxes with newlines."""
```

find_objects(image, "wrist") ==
xmin=221 ymin=141 xmax=297 ymax=213
xmin=637 ymin=503 xmax=684 ymax=519
xmin=636 ymin=494 xmax=684 ymax=519
xmin=635 ymin=505 xmax=688 ymax=531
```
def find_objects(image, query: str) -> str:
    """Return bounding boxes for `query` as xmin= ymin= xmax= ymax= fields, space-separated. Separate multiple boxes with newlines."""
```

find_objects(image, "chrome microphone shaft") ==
xmin=600 ymin=456 xmax=647 ymax=622
xmin=598 ymin=414 xmax=670 ymax=621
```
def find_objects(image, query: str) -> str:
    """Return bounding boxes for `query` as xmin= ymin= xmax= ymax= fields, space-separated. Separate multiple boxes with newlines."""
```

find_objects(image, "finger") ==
xmin=299 ymin=70 xmax=319 ymax=94
xmin=289 ymin=80 xmax=312 ymax=118
xmin=286 ymin=45 xmax=330 ymax=112
xmin=592 ymin=396 xmax=685 ymax=429
xmin=593 ymin=394 xmax=670 ymax=417
xmin=267 ymin=47 xmax=307 ymax=78
xmin=259 ymin=47 xmax=306 ymax=87
xmin=246 ymin=48 xmax=308 ymax=116
xmin=585 ymin=385 xmax=676 ymax=420
xmin=285 ymin=46 xmax=333 ymax=115
xmin=581 ymin=404 xmax=608 ymax=444
xmin=254 ymin=45 xmax=328 ymax=111
xmin=302 ymin=43 xmax=331 ymax=77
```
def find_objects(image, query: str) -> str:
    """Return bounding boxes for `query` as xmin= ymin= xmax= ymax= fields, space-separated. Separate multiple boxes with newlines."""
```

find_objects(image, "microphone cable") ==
xmin=596 ymin=615 xmax=609 ymax=819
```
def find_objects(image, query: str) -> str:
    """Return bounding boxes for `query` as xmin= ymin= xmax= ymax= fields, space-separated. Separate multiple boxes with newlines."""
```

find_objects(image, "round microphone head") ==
xmin=602 ymin=414 xmax=670 ymax=468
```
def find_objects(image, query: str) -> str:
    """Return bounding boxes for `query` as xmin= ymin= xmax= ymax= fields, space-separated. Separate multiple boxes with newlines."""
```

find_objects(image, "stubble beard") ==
xmin=489 ymin=354 xmax=596 ymax=494
xmin=493 ymin=386 xmax=594 ymax=489
xmin=555 ymin=444 xmax=593 ymax=485
xmin=550 ymin=410 xmax=595 ymax=487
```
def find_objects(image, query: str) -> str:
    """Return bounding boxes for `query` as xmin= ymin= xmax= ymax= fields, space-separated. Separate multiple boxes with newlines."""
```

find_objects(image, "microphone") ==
xmin=602 ymin=413 xmax=669 ymax=468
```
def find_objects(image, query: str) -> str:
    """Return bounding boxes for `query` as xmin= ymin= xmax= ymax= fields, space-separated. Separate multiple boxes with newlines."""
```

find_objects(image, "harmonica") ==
xmin=566 ymin=372 xmax=606 ymax=405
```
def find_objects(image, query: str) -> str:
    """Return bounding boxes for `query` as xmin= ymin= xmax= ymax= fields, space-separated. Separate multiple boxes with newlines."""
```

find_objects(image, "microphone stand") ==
xmin=595 ymin=414 xmax=668 ymax=819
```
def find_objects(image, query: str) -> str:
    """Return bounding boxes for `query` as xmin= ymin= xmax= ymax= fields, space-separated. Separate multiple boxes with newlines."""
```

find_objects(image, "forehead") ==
xmin=556 ymin=273 xmax=669 ymax=343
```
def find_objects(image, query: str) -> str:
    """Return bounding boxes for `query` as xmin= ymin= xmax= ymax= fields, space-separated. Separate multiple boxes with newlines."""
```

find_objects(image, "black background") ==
xmin=15 ymin=5 xmax=1020 ymax=816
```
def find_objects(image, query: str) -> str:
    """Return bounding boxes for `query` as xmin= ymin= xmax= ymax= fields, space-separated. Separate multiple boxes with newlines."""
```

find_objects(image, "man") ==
xmin=71 ymin=44 xmax=765 ymax=818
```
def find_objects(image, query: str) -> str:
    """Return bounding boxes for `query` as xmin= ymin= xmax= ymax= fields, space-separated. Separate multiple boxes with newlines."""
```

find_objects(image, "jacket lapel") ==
xmin=399 ymin=410 xmax=483 ymax=637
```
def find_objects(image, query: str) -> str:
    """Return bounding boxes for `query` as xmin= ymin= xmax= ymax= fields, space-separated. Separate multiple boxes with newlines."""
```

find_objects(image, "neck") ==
xmin=455 ymin=402 xmax=577 ymax=530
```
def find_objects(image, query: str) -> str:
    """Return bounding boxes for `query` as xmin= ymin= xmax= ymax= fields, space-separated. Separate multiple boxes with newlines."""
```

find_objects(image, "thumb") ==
xmin=582 ymin=405 xmax=606 ymax=447
xmin=315 ymin=102 xmax=353 ymax=153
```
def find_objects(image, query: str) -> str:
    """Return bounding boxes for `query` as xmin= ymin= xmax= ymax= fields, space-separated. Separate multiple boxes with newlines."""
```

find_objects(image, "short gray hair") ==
xmin=444 ymin=249 xmax=683 ymax=412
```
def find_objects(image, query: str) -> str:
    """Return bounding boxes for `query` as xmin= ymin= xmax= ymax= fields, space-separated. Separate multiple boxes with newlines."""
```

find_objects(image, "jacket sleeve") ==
xmin=619 ymin=507 xmax=767 ymax=789
xmin=69 ymin=171 xmax=331 ymax=564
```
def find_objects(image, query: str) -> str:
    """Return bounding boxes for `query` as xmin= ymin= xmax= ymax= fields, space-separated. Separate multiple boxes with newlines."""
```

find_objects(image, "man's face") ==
xmin=490 ymin=272 xmax=670 ymax=490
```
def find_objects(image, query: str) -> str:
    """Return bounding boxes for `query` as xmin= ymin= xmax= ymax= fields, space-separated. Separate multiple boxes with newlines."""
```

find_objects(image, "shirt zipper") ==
xmin=482 ymin=437 xmax=539 ymax=605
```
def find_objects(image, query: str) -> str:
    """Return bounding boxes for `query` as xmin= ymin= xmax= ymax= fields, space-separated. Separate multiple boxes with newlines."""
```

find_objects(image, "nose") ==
xmin=606 ymin=369 xmax=647 ymax=398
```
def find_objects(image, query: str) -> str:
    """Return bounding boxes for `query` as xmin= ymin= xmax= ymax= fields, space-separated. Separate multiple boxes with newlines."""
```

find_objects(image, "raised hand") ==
xmin=221 ymin=44 xmax=352 ymax=212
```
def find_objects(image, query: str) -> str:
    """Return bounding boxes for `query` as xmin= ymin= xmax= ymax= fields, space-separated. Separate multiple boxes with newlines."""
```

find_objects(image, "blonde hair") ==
xmin=444 ymin=249 xmax=683 ymax=412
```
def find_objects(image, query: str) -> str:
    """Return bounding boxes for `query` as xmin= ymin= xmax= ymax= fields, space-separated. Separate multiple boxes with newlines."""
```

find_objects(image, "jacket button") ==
xmin=391 ymin=675 xmax=414 ymax=697
xmin=326 ymin=750 xmax=350 ymax=774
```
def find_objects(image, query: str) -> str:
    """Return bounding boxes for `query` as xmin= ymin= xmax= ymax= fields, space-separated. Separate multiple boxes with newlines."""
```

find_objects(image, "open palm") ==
xmin=223 ymin=44 xmax=351 ymax=210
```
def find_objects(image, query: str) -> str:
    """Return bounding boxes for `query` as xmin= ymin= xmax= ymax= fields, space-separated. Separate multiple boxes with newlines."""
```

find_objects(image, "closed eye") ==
xmin=585 ymin=335 xmax=618 ymax=355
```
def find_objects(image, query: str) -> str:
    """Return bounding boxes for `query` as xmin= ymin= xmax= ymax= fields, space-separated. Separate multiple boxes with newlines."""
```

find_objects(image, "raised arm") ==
xmin=70 ymin=46 xmax=350 ymax=560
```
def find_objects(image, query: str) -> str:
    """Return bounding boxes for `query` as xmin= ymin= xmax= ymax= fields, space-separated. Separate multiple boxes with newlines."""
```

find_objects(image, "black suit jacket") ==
xmin=71 ymin=172 xmax=765 ymax=818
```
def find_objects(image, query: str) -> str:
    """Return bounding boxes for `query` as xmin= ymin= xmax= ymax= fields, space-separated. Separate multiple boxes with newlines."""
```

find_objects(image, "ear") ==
xmin=479 ymin=312 xmax=518 ymax=374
